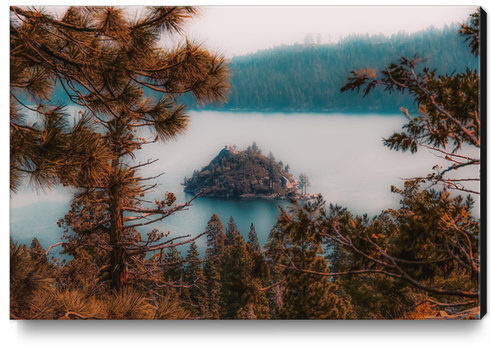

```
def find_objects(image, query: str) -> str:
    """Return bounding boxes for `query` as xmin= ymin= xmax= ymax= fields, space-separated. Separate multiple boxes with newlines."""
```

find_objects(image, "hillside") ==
xmin=180 ymin=22 xmax=478 ymax=113
xmin=183 ymin=143 xmax=314 ymax=199
xmin=29 ymin=23 xmax=479 ymax=115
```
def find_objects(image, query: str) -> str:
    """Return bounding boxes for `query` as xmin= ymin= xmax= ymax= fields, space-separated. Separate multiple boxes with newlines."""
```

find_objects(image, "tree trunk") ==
xmin=109 ymin=154 xmax=125 ymax=289
xmin=109 ymin=189 xmax=125 ymax=289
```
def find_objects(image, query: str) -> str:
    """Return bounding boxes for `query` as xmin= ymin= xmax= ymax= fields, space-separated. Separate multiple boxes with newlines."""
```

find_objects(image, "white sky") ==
xmin=9 ymin=2 xmax=479 ymax=58
xmin=180 ymin=6 xmax=479 ymax=57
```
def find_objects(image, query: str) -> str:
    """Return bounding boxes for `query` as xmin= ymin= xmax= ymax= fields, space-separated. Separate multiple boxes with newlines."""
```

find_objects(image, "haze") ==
xmin=178 ymin=6 xmax=478 ymax=57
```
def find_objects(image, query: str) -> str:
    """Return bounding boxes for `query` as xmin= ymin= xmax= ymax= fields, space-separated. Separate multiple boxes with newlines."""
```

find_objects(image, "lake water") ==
xmin=10 ymin=111 xmax=480 ymax=257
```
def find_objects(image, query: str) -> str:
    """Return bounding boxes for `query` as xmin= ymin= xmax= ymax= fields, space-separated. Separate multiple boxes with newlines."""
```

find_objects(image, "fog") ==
xmin=180 ymin=6 xmax=478 ymax=57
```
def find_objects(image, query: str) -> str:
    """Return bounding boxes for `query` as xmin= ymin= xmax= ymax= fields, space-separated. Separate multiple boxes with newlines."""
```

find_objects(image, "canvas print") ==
xmin=10 ymin=5 xmax=483 ymax=320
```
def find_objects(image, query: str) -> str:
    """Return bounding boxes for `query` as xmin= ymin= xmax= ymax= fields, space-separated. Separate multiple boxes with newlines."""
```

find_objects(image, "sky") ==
xmin=167 ymin=6 xmax=479 ymax=57
xmin=13 ymin=3 xmax=478 ymax=58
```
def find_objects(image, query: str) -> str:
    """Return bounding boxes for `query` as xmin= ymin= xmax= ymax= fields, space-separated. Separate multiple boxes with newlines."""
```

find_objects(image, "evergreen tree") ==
xmin=220 ymin=220 xmax=271 ymax=319
xmin=182 ymin=242 xmax=209 ymax=316
xmin=219 ymin=231 xmax=253 ymax=319
xmin=323 ymin=11 xmax=481 ymax=313
xmin=252 ymin=142 xmax=260 ymax=153
xmin=10 ymin=239 xmax=56 ymax=319
xmin=11 ymin=6 xmax=229 ymax=291
xmin=316 ymin=33 xmax=323 ymax=45
xmin=244 ymin=244 xmax=271 ymax=319
xmin=304 ymin=32 xmax=314 ymax=45
xmin=205 ymin=214 xmax=226 ymax=258
xmin=268 ymin=199 xmax=349 ymax=319
xmin=267 ymin=151 xmax=278 ymax=190
xmin=225 ymin=216 xmax=240 ymax=247
xmin=248 ymin=223 xmax=260 ymax=253
xmin=341 ymin=9 xmax=480 ymax=195
xmin=203 ymin=214 xmax=226 ymax=319
xmin=263 ymin=228 xmax=285 ymax=319
xmin=164 ymin=246 xmax=184 ymax=285
xmin=298 ymin=172 xmax=311 ymax=195
xmin=203 ymin=260 xmax=221 ymax=319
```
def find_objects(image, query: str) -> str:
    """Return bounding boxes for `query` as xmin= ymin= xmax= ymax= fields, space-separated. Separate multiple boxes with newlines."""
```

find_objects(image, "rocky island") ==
xmin=183 ymin=143 xmax=321 ymax=200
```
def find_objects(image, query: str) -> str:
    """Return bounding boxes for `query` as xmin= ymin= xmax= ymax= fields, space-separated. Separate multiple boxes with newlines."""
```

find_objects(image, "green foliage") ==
xmin=182 ymin=242 xmax=209 ymax=316
xmin=341 ymin=10 xmax=480 ymax=195
xmin=220 ymin=229 xmax=252 ymax=318
xmin=165 ymin=246 xmax=184 ymax=283
xmin=180 ymin=21 xmax=478 ymax=112
xmin=326 ymin=12 xmax=481 ymax=318
xmin=248 ymin=223 xmax=260 ymax=253
xmin=12 ymin=5 xmax=230 ymax=293
xmin=205 ymin=213 xmax=226 ymax=258
xmin=460 ymin=8 xmax=480 ymax=57
xmin=220 ymin=226 xmax=270 ymax=319
xmin=225 ymin=217 xmax=240 ymax=247
xmin=266 ymin=201 xmax=349 ymax=319
xmin=325 ymin=181 xmax=479 ymax=315
xmin=203 ymin=259 xmax=221 ymax=318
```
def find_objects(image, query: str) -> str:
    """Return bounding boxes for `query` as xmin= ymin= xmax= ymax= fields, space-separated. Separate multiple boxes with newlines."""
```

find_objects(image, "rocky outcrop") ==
xmin=183 ymin=144 xmax=320 ymax=200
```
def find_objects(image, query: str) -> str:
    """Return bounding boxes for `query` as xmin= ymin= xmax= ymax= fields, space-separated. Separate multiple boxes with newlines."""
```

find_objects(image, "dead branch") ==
xmin=45 ymin=242 xmax=66 ymax=255
xmin=127 ymin=231 xmax=208 ymax=254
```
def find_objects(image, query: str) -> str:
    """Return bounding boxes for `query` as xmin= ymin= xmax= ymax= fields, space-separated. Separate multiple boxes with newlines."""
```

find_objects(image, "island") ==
xmin=183 ymin=143 xmax=321 ymax=200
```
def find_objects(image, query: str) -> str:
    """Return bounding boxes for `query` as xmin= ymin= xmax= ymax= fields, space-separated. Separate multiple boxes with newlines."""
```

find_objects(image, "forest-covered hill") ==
xmin=180 ymin=22 xmax=479 ymax=113
xmin=41 ymin=23 xmax=478 ymax=114
xmin=183 ymin=143 xmax=302 ymax=199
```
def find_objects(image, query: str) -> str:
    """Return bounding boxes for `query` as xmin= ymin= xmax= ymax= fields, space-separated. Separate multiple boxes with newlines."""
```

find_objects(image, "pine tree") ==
xmin=164 ymin=246 xmax=184 ymax=285
xmin=268 ymin=199 xmax=348 ymax=319
xmin=251 ymin=142 xmax=259 ymax=153
xmin=203 ymin=260 xmax=221 ymax=319
xmin=341 ymin=9 xmax=480 ymax=195
xmin=267 ymin=151 xmax=278 ymax=190
xmin=244 ymin=244 xmax=271 ymax=320
xmin=182 ymin=242 xmax=208 ymax=316
xmin=203 ymin=214 xmax=226 ymax=319
xmin=220 ymin=224 xmax=271 ymax=319
xmin=225 ymin=216 xmax=240 ymax=247
xmin=298 ymin=172 xmax=311 ymax=195
xmin=205 ymin=214 xmax=225 ymax=258
xmin=12 ymin=6 xmax=229 ymax=291
xmin=10 ymin=239 xmax=56 ymax=319
xmin=263 ymin=228 xmax=285 ymax=319
xmin=248 ymin=223 xmax=260 ymax=253
xmin=219 ymin=231 xmax=252 ymax=319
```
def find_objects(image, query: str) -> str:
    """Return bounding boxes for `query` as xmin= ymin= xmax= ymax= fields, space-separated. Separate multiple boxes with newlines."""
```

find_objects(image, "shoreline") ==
xmin=187 ymin=191 xmax=322 ymax=201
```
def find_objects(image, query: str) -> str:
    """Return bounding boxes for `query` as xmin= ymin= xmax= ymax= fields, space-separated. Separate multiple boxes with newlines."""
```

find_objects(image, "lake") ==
xmin=10 ymin=110 xmax=480 ymax=257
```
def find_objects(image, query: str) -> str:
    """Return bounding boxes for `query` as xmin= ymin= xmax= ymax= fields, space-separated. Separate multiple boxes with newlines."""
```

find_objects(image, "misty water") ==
xmin=10 ymin=111 xmax=480 ymax=258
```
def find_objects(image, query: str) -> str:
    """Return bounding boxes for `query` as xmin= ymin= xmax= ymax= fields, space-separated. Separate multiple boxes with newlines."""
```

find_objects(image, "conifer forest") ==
xmin=10 ymin=6 xmax=483 ymax=321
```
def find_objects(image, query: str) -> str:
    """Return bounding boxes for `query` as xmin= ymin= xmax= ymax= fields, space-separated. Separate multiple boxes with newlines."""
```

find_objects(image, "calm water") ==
xmin=10 ymin=111 xmax=480 ymax=257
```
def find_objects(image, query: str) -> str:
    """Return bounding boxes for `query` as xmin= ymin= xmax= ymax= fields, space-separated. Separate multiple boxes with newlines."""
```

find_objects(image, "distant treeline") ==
xmin=44 ymin=23 xmax=479 ymax=114
xmin=180 ymin=22 xmax=479 ymax=113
